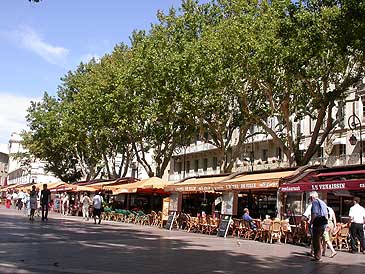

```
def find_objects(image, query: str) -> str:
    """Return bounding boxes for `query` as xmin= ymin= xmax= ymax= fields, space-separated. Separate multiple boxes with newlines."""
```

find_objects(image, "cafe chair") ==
xmin=261 ymin=219 xmax=272 ymax=243
xmin=242 ymin=220 xmax=256 ymax=240
xmin=337 ymin=225 xmax=350 ymax=251
xmin=269 ymin=220 xmax=282 ymax=244
xmin=280 ymin=219 xmax=293 ymax=244
xmin=231 ymin=219 xmax=242 ymax=237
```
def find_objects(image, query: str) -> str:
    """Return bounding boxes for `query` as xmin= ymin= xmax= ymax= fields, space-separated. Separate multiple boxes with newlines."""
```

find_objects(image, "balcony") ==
xmin=173 ymin=143 xmax=218 ymax=156
xmin=168 ymin=169 xmax=220 ymax=182
xmin=308 ymin=153 xmax=363 ymax=167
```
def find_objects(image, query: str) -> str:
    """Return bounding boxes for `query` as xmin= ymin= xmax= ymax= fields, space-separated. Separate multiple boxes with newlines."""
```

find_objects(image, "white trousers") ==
xmin=82 ymin=206 xmax=89 ymax=219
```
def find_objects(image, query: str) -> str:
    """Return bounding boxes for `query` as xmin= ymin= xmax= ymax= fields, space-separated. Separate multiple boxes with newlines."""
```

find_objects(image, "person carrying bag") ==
xmin=310 ymin=191 xmax=328 ymax=262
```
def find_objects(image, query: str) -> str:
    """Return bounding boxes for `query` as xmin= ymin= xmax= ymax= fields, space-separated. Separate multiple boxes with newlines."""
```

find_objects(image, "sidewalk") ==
xmin=0 ymin=207 xmax=364 ymax=274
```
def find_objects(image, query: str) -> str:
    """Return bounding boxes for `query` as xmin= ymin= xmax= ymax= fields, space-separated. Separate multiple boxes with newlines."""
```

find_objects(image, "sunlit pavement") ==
xmin=0 ymin=207 xmax=364 ymax=274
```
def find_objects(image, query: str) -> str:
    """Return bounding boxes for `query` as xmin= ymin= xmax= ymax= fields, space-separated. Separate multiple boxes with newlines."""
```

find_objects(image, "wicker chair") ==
xmin=269 ymin=220 xmax=282 ymax=243
xmin=281 ymin=220 xmax=293 ymax=244
xmin=337 ymin=225 xmax=350 ymax=251
xmin=261 ymin=219 xmax=272 ymax=243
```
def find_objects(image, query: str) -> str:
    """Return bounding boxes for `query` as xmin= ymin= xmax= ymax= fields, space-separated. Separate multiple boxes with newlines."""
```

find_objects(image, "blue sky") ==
xmin=0 ymin=0 xmax=201 ymax=149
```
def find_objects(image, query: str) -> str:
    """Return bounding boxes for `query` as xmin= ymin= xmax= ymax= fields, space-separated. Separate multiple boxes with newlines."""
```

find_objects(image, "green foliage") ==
xmin=23 ymin=0 xmax=365 ymax=177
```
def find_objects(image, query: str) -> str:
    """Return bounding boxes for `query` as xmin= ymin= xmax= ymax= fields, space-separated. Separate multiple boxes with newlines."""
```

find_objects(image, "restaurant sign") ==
xmin=280 ymin=180 xmax=365 ymax=193
xmin=216 ymin=181 xmax=278 ymax=191
xmin=170 ymin=181 xmax=279 ymax=192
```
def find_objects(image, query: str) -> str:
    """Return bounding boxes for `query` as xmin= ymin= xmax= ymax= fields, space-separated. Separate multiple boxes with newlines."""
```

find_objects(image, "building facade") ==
xmin=0 ymin=152 xmax=8 ymax=187
xmin=168 ymin=85 xmax=365 ymax=181
xmin=7 ymin=132 xmax=59 ymax=185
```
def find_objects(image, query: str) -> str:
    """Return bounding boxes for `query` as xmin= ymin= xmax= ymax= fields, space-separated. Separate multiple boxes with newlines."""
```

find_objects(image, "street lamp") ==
xmin=348 ymin=113 xmax=363 ymax=165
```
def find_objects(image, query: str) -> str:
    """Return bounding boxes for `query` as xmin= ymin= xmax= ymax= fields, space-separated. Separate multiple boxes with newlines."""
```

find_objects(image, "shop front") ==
xmin=279 ymin=165 xmax=365 ymax=222
xmin=109 ymin=177 xmax=170 ymax=212
xmin=165 ymin=169 xmax=297 ymax=219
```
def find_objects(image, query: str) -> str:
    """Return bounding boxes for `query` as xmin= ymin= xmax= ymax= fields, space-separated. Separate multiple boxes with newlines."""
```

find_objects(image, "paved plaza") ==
xmin=0 ymin=207 xmax=364 ymax=274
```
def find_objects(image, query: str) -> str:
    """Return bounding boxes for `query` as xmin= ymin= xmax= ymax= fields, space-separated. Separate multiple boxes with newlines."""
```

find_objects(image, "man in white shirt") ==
xmin=61 ymin=193 xmax=70 ymax=215
xmin=92 ymin=192 xmax=104 ymax=224
xmin=81 ymin=193 xmax=92 ymax=221
xmin=349 ymin=197 xmax=365 ymax=253
xmin=11 ymin=191 xmax=19 ymax=209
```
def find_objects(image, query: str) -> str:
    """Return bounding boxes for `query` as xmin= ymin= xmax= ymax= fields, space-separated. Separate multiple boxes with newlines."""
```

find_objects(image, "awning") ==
xmin=84 ymin=177 xmax=137 ymax=189
xmin=0 ymin=183 xmax=23 ymax=191
xmin=112 ymin=177 xmax=170 ymax=195
xmin=22 ymin=182 xmax=64 ymax=192
xmin=165 ymin=170 xmax=295 ymax=192
xmin=220 ymin=171 xmax=295 ymax=191
xmin=49 ymin=183 xmax=96 ymax=193
xmin=165 ymin=175 xmax=229 ymax=193
xmin=280 ymin=179 xmax=365 ymax=193
xmin=332 ymin=137 xmax=346 ymax=145
xmin=316 ymin=170 xmax=365 ymax=177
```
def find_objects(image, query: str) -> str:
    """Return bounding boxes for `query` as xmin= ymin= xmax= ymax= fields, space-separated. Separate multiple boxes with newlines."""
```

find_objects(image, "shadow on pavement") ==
xmin=0 ymin=209 xmax=364 ymax=274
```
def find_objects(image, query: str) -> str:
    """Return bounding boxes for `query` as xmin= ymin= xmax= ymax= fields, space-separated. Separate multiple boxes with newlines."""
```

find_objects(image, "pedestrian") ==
xmin=6 ymin=191 xmax=12 ymax=208
xmin=309 ymin=191 xmax=328 ymax=262
xmin=92 ymin=191 xmax=103 ymax=224
xmin=23 ymin=190 xmax=30 ymax=217
xmin=61 ymin=193 xmax=70 ymax=215
xmin=29 ymin=185 xmax=38 ymax=221
xmin=349 ymin=197 xmax=365 ymax=254
xmin=81 ymin=192 xmax=92 ymax=221
xmin=322 ymin=206 xmax=337 ymax=258
xmin=17 ymin=189 xmax=25 ymax=210
xmin=40 ymin=184 xmax=51 ymax=221
xmin=11 ymin=190 xmax=18 ymax=209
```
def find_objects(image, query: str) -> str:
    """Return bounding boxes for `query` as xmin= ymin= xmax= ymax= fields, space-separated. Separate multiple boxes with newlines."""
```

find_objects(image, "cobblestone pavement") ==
xmin=0 ymin=207 xmax=364 ymax=274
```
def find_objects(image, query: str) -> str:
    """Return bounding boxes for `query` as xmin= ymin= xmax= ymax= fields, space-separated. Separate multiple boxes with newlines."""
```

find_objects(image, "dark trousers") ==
xmin=93 ymin=208 xmax=101 ymax=224
xmin=41 ymin=203 xmax=49 ymax=220
xmin=350 ymin=223 xmax=365 ymax=252
xmin=312 ymin=226 xmax=325 ymax=260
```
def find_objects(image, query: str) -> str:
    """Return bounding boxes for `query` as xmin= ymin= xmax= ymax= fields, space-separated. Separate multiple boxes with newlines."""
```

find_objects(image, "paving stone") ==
xmin=0 ymin=207 xmax=363 ymax=274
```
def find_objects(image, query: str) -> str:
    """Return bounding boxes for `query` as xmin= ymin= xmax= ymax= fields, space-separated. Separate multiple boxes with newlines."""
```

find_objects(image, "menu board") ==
xmin=217 ymin=215 xmax=231 ymax=237
xmin=165 ymin=211 xmax=177 ymax=230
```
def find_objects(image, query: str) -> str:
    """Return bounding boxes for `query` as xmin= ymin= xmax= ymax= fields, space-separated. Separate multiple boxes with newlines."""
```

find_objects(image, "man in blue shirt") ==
xmin=242 ymin=208 xmax=257 ymax=230
xmin=310 ymin=191 xmax=328 ymax=262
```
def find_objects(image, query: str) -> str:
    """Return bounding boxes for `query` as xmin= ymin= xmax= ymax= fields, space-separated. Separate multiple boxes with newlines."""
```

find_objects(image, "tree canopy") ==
xmin=23 ymin=0 xmax=365 ymax=181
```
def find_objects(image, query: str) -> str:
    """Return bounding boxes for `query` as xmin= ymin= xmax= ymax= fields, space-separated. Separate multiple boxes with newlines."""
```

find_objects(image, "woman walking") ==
xmin=29 ymin=185 xmax=38 ymax=221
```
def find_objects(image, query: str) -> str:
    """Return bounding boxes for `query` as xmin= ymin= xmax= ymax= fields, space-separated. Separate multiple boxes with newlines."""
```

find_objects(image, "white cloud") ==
xmin=0 ymin=93 xmax=39 ymax=145
xmin=3 ymin=26 xmax=69 ymax=66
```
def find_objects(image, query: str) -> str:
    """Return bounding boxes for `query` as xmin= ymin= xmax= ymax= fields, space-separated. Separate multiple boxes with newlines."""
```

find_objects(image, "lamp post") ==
xmin=348 ymin=113 xmax=363 ymax=165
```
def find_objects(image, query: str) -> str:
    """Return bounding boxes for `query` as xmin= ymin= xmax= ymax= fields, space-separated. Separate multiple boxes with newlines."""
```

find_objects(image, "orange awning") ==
xmin=112 ymin=177 xmax=170 ymax=195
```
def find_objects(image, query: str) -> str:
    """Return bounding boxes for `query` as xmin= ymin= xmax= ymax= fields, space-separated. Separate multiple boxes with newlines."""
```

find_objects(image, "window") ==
xmin=296 ymin=122 xmax=301 ymax=137
xmin=310 ymin=117 xmax=316 ymax=133
xmin=212 ymin=157 xmax=218 ymax=171
xmin=185 ymin=161 xmax=190 ymax=174
xmin=276 ymin=147 xmax=282 ymax=160
xmin=339 ymin=144 xmax=346 ymax=156
xmin=262 ymin=149 xmax=268 ymax=162
xmin=362 ymin=97 xmax=365 ymax=123
xmin=203 ymin=158 xmax=208 ymax=171
xmin=194 ymin=159 xmax=199 ymax=172
xmin=176 ymin=161 xmax=182 ymax=174
xmin=317 ymin=147 xmax=324 ymax=158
